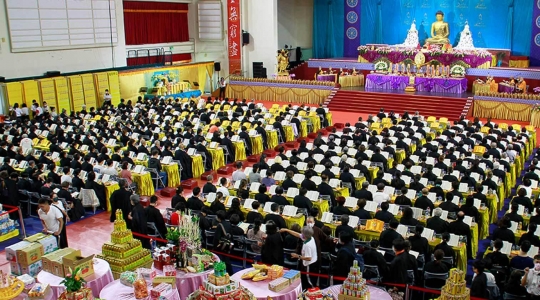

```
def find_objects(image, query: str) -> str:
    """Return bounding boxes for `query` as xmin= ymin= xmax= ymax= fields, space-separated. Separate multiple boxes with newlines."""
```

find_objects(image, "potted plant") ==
xmin=59 ymin=267 xmax=93 ymax=300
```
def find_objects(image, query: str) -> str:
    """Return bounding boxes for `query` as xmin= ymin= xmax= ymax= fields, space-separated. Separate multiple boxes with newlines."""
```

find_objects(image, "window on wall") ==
xmin=198 ymin=1 xmax=223 ymax=41
xmin=123 ymin=1 xmax=189 ymax=45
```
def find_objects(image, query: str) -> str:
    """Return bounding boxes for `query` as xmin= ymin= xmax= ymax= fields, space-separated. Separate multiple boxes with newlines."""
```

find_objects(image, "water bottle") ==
xmin=426 ymin=207 xmax=431 ymax=218
xmin=525 ymin=208 xmax=529 ymax=216
xmin=150 ymin=239 xmax=156 ymax=252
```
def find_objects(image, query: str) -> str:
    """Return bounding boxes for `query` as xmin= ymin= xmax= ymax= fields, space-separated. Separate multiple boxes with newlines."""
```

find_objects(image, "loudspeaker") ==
xmin=214 ymin=62 xmax=221 ymax=72
xmin=45 ymin=71 xmax=61 ymax=77
xmin=0 ymin=77 xmax=5 ymax=83
xmin=242 ymin=32 xmax=250 ymax=45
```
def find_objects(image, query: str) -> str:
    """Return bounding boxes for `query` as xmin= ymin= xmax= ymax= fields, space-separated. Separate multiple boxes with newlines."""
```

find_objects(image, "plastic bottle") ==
xmin=426 ymin=207 xmax=431 ymax=217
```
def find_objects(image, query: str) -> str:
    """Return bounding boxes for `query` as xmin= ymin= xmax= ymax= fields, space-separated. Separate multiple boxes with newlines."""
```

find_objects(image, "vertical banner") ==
xmin=531 ymin=1 xmax=540 ymax=66
xmin=344 ymin=0 xmax=361 ymax=57
xmin=227 ymin=0 xmax=241 ymax=73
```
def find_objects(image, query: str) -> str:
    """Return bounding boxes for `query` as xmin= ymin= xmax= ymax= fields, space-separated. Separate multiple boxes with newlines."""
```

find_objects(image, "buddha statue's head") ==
xmin=435 ymin=11 xmax=444 ymax=21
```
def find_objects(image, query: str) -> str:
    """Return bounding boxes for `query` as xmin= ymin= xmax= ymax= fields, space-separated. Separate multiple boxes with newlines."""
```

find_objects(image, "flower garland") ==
xmin=357 ymin=46 xmax=369 ymax=55
xmin=532 ymin=103 xmax=540 ymax=113
xmin=376 ymin=47 xmax=392 ymax=55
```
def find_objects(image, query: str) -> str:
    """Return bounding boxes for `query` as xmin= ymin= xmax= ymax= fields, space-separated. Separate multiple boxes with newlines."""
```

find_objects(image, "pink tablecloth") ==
xmin=36 ymin=258 xmax=114 ymax=298
xmin=322 ymin=284 xmax=392 ymax=300
xmin=154 ymin=266 xmax=214 ymax=300
xmin=100 ymin=279 xmax=181 ymax=300
xmin=230 ymin=268 xmax=302 ymax=300
xmin=14 ymin=287 xmax=54 ymax=300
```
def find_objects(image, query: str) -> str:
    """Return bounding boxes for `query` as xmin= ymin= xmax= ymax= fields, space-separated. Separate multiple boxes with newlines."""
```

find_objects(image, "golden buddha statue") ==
xmin=276 ymin=49 xmax=289 ymax=75
xmin=425 ymin=11 xmax=450 ymax=45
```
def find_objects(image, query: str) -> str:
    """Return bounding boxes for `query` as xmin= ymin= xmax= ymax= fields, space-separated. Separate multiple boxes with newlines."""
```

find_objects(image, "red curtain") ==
xmin=123 ymin=1 xmax=189 ymax=45
xmin=127 ymin=53 xmax=192 ymax=67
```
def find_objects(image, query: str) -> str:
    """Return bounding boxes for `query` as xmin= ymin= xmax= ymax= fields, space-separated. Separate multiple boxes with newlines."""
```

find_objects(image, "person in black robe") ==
xmin=174 ymin=146 xmax=193 ymax=179
xmin=84 ymin=172 xmax=106 ymax=210
xmin=129 ymin=194 xmax=149 ymax=248
xmin=109 ymin=179 xmax=133 ymax=229
xmin=146 ymin=196 xmax=167 ymax=238
xmin=2 ymin=172 xmax=20 ymax=219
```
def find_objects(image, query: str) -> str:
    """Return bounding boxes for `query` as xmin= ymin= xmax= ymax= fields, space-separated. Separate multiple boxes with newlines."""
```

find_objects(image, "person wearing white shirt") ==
xmin=373 ymin=183 xmax=390 ymax=205
xmin=219 ymin=77 xmax=227 ymax=99
xmin=60 ymin=167 xmax=72 ymax=184
xmin=42 ymin=101 xmax=49 ymax=113
xmin=521 ymin=259 xmax=540 ymax=297
xmin=281 ymin=226 xmax=318 ymax=288
xmin=101 ymin=160 xmax=118 ymax=176
xmin=38 ymin=198 xmax=64 ymax=236
xmin=216 ymin=177 xmax=230 ymax=197
xmin=103 ymin=89 xmax=112 ymax=107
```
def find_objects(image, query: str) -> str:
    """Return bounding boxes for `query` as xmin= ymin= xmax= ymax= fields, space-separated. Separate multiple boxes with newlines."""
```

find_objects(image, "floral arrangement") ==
xmin=400 ymin=48 xmax=416 ymax=56
xmin=450 ymin=65 xmax=466 ymax=78
xmin=357 ymin=46 xmax=369 ymax=55
xmin=452 ymin=49 xmax=467 ymax=58
xmin=475 ymin=50 xmax=492 ymax=58
xmin=60 ymin=267 xmax=86 ymax=293
xmin=532 ymin=103 xmax=540 ymax=112
xmin=534 ymin=87 xmax=540 ymax=93
xmin=376 ymin=47 xmax=392 ymax=55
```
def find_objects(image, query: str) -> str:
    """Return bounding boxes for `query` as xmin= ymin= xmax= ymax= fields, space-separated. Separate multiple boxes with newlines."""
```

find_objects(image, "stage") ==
xmin=307 ymin=57 xmax=540 ymax=81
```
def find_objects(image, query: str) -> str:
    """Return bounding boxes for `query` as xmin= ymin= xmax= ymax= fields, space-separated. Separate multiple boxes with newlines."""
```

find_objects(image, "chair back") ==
xmin=80 ymin=188 xmax=99 ymax=208
xmin=204 ymin=230 xmax=215 ymax=249
xmin=363 ymin=265 xmax=381 ymax=282
xmin=423 ymin=271 xmax=449 ymax=290
xmin=406 ymin=269 xmax=415 ymax=285
xmin=147 ymin=222 xmax=162 ymax=239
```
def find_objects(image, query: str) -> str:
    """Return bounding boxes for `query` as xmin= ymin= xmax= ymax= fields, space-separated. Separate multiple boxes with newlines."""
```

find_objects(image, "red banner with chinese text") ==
xmin=227 ymin=0 xmax=241 ymax=74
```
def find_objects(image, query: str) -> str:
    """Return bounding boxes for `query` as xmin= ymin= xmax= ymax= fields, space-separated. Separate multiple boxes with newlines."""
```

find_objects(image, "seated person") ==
xmin=433 ymin=232 xmax=455 ymax=266
xmin=264 ymin=203 xmax=287 ymax=230
xmin=246 ymin=201 xmax=263 ymax=223
xmin=427 ymin=208 xmax=449 ymax=234
xmin=510 ymin=240 xmax=535 ymax=270
xmin=408 ymin=225 xmax=429 ymax=257
xmin=254 ymin=184 xmax=271 ymax=205
xmin=333 ymin=196 xmax=352 ymax=215
xmin=485 ymin=239 xmax=510 ymax=269
xmin=400 ymin=207 xmax=419 ymax=226
xmin=424 ymin=249 xmax=449 ymax=274
xmin=394 ymin=187 xmax=412 ymax=206
xmin=335 ymin=215 xmax=356 ymax=239
xmin=505 ymin=203 xmax=524 ymax=225
xmin=519 ymin=223 xmax=540 ymax=247
xmin=352 ymin=198 xmax=371 ymax=219
xmin=374 ymin=201 xmax=394 ymax=224
xmin=229 ymin=214 xmax=246 ymax=236
xmin=362 ymin=240 xmax=388 ymax=279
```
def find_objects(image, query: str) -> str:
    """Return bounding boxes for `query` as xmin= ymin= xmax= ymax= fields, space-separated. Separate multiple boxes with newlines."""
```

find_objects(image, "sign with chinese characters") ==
xmin=227 ymin=0 xmax=241 ymax=74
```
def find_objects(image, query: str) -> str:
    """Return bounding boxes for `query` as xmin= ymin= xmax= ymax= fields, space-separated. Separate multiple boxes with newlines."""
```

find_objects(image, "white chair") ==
xmin=79 ymin=188 xmax=100 ymax=214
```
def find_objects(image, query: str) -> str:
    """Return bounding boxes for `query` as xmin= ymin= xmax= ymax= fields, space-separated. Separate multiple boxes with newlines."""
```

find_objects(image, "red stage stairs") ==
xmin=327 ymin=90 xmax=469 ymax=120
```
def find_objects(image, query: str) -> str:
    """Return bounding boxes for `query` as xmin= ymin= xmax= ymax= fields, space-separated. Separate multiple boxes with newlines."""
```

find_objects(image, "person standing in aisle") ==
xmin=219 ymin=77 xmax=227 ymax=99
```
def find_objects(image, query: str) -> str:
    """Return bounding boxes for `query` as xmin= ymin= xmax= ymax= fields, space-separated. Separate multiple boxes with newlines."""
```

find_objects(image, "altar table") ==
xmin=231 ymin=268 xmax=302 ymax=300
xmin=323 ymin=285 xmax=392 ymax=300
xmin=317 ymin=74 xmax=337 ymax=83
xmin=366 ymin=74 xmax=467 ymax=94
xmin=339 ymin=75 xmax=365 ymax=87
xmin=37 ymin=258 xmax=114 ymax=298
xmin=100 ymin=279 xmax=181 ymax=300
xmin=498 ymin=83 xmax=515 ymax=93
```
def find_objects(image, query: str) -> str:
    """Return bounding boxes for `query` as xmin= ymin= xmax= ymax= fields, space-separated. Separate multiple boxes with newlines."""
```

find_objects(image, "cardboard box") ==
xmin=24 ymin=233 xmax=48 ymax=243
xmin=62 ymin=251 xmax=95 ymax=279
xmin=5 ymin=241 xmax=31 ymax=262
xmin=10 ymin=261 xmax=22 ymax=276
xmin=42 ymin=248 xmax=78 ymax=277
xmin=152 ymin=276 xmax=176 ymax=288
xmin=204 ymin=279 xmax=239 ymax=294
xmin=21 ymin=260 xmax=43 ymax=277
xmin=16 ymin=243 xmax=44 ymax=266
xmin=150 ymin=282 xmax=172 ymax=298
xmin=36 ymin=235 xmax=58 ymax=255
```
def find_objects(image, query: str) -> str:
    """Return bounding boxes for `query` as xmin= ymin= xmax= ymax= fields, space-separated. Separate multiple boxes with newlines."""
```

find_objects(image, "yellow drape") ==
xmin=226 ymin=84 xmax=331 ymax=104
xmin=119 ymin=72 xmax=146 ymax=101
xmin=6 ymin=82 xmax=23 ymax=108
xmin=531 ymin=111 xmax=540 ymax=128
xmin=197 ymin=65 xmax=207 ymax=94
xmin=21 ymin=80 xmax=40 ymax=107
xmin=473 ymin=100 xmax=532 ymax=122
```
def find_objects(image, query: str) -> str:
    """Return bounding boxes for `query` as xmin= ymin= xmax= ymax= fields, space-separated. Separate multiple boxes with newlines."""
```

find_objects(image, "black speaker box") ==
xmin=242 ymin=32 xmax=250 ymax=45
xmin=214 ymin=62 xmax=221 ymax=72
xmin=45 ymin=71 xmax=61 ymax=77
xmin=0 ymin=77 xmax=5 ymax=83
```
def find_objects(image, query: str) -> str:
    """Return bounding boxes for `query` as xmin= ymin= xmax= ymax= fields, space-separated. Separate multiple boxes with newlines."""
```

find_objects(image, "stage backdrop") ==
xmin=313 ymin=0 xmax=533 ymax=58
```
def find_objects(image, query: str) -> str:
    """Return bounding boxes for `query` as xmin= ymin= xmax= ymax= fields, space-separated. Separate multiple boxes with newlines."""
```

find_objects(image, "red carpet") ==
xmin=328 ymin=90 xmax=469 ymax=120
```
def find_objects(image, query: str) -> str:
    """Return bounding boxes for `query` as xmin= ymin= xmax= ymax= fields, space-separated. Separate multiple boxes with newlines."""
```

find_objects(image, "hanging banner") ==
xmin=344 ymin=0 xmax=361 ymax=58
xmin=227 ymin=0 xmax=241 ymax=74
xmin=531 ymin=0 xmax=540 ymax=66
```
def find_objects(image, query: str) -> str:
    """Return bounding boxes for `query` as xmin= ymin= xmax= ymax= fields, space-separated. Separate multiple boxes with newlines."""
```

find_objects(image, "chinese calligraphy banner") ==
xmin=227 ymin=0 xmax=241 ymax=74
